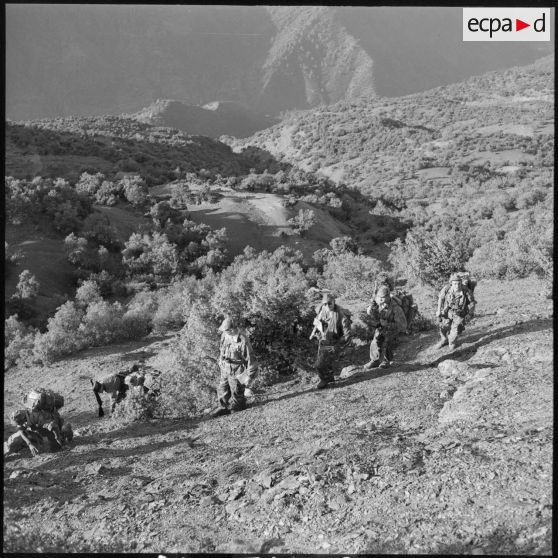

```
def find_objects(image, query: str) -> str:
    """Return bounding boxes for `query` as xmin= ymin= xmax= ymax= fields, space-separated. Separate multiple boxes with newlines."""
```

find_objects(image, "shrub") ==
xmin=158 ymin=304 xmax=219 ymax=418
xmin=318 ymin=252 xmax=384 ymax=300
xmin=122 ymin=290 xmax=158 ymax=337
xmin=330 ymin=236 xmax=358 ymax=255
xmin=74 ymin=280 xmax=103 ymax=308
xmin=4 ymin=315 xmax=36 ymax=368
xmin=82 ymin=213 xmax=120 ymax=249
xmin=288 ymin=208 xmax=316 ymax=236
xmin=33 ymin=301 xmax=86 ymax=362
xmin=120 ymin=175 xmax=149 ymax=207
xmin=14 ymin=269 xmax=40 ymax=300
xmin=112 ymin=389 xmax=160 ymax=421
xmin=389 ymin=228 xmax=473 ymax=289
xmin=75 ymin=172 xmax=105 ymax=197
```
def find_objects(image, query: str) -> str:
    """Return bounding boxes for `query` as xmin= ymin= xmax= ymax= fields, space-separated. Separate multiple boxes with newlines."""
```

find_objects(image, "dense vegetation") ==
xmin=5 ymin=56 xmax=553 ymax=421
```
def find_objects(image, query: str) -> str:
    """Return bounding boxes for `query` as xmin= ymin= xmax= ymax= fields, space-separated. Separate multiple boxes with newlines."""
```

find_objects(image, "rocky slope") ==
xmin=3 ymin=277 xmax=552 ymax=553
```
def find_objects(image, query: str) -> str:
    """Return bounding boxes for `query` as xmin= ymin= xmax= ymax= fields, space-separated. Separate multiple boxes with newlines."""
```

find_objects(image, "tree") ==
xmin=15 ymin=270 xmax=40 ymax=300
xmin=288 ymin=208 xmax=316 ymax=236
xmin=120 ymin=175 xmax=149 ymax=207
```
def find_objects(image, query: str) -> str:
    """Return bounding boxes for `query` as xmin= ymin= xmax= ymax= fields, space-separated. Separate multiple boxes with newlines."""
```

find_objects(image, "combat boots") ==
xmin=363 ymin=359 xmax=380 ymax=370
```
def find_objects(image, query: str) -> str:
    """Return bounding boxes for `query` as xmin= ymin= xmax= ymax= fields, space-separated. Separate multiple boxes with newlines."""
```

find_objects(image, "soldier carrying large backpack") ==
xmin=4 ymin=388 xmax=73 ymax=457
xmin=435 ymin=272 xmax=476 ymax=350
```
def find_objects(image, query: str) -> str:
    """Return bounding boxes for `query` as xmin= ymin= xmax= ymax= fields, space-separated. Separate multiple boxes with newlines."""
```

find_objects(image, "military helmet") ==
xmin=218 ymin=316 xmax=237 ymax=332
xmin=322 ymin=292 xmax=335 ymax=303
xmin=376 ymin=285 xmax=391 ymax=297
xmin=450 ymin=273 xmax=462 ymax=283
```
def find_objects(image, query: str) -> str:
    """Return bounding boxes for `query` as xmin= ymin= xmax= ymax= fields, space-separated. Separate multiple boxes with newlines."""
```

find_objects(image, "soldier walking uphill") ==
xmin=436 ymin=273 xmax=476 ymax=350
xmin=212 ymin=317 xmax=258 ymax=418
xmin=364 ymin=286 xmax=407 ymax=370
xmin=311 ymin=293 xmax=352 ymax=389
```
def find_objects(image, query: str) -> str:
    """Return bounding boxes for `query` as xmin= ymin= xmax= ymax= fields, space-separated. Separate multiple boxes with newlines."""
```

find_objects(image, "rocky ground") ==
xmin=3 ymin=278 xmax=553 ymax=554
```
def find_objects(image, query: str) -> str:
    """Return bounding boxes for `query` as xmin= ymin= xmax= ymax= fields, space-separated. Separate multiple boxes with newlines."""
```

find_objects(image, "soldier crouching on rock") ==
xmin=435 ymin=273 xmax=476 ymax=350
xmin=364 ymin=286 xmax=407 ymax=370
xmin=211 ymin=317 xmax=258 ymax=418
xmin=4 ymin=408 xmax=73 ymax=457
xmin=311 ymin=292 xmax=352 ymax=389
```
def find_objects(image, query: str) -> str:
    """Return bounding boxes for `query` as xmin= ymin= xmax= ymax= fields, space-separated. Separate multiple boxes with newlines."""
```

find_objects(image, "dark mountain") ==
xmin=129 ymin=100 xmax=280 ymax=139
xmin=6 ymin=5 xmax=551 ymax=121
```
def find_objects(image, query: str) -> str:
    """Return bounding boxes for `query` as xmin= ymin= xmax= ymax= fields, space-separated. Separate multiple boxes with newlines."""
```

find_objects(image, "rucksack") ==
xmin=23 ymin=388 xmax=64 ymax=412
xmin=458 ymin=272 xmax=477 ymax=294
xmin=390 ymin=289 xmax=418 ymax=328
xmin=99 ymin=373 xmax=126 ymax=394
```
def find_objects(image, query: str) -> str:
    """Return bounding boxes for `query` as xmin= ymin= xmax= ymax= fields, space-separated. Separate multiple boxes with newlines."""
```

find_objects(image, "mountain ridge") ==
xmin=6 ymin=5 xmax=551 ymax=120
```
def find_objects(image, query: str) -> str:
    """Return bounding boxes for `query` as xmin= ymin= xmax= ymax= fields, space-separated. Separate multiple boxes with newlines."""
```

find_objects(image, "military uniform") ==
xmin=217 ymin=330 xmax=257 ymax=412
xmin=314 ymin=299 xmax=352 ymax=387
xmin=437 ymin=283 xmax=475 ymax=349
xmin=367 ymin=297 xmax=407 ymax=368
xmin=4 ymin=408 xmax=72 ymax=456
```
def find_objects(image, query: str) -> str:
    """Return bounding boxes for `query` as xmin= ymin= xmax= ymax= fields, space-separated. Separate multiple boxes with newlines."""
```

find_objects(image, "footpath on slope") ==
xmin=3 ymin=278 xmax=553 ymax=554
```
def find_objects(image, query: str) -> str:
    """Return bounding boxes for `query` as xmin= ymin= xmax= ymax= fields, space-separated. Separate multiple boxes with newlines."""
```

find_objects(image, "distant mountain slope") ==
xmin=228 ymin=55 xmax=554 ymax=195
xmin=129 ymin=100 xmax=279 ymax=139
xmin=334 ymin=6 xmax=553 ymax=97
xmin=5 ymin=116 xmax=249 ymax=184
xmin=6 ymin=5 xmax=550 ymax=120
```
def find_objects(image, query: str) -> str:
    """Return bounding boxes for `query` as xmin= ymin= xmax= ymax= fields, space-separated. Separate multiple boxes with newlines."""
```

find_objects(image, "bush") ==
xmin=33 ymin=301 xmax=86 ymax=362
xmin=79 ymin=300 xmax=125 ymax=345
xmin=318 ymin=252 xmax=384 ymax=300
xmin=4 ymin=315 xmax=36 ymax=368
xmin=111 ymin=389 xmax=160 ymax=421
xmin=469 ymin=210 xmax=552 ymax=281
xmin=389 ymin=228 xmax=473 ymax=289
xmin=75 ymin=172 xmax=105 ymax=197
xmin=120 ymin=175 xmax=149 ymax=207
xmin=14 ymin=269 xmax=40 ymax=300
xmin=158 ymin=305 xmax=219 ymax=418
xmin=288 ymin=208 xmax=316 ymax=236
xmin=82 ymin=213 xmax=120 ymax=249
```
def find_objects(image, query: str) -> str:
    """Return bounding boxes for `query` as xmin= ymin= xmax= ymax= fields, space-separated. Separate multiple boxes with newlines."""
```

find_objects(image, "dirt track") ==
xmin=3 ymin=278 xmax=553 ymax=553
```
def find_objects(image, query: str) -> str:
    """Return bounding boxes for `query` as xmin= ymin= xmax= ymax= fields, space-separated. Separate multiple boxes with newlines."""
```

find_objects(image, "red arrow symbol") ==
xmin=516 ymin=19 xmax=530 ymax=31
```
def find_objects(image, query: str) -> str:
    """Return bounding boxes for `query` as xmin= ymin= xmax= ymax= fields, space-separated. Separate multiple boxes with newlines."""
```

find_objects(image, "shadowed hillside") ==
xmin=129 ymin=100 xmax=280 ymax=139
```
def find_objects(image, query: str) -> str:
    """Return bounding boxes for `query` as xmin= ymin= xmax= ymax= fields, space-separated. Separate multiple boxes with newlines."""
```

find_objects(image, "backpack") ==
xmin=458 ymin=272 xmax=477 ymax=294
xmin=390 ymin=289 xmax=418 ymax=328
xmin=99 ymin=373 xmax=126 ymax=394
xmin=23 ymin=388 xmax=64 ymax=412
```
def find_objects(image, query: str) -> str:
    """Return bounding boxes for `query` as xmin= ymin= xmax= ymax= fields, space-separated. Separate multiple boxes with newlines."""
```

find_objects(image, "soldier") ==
xmin=4 ymin=408 xmax=73 ymax=457
xmin=364 ymin=286 xmax=407 ymax=370
xmin=311 ymin=293 xmax=352 ymax=389
xmin=435 ymin=273 xmax=476 ymax=350
xmin=212 ymin=317 xmax=257 ymax=418
xmin=91 ymin=365 xmax=138 ymax=417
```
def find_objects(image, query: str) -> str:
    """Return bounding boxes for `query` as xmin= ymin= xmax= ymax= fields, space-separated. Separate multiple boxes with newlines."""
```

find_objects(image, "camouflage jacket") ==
xmin=16 ymin=409 xmax=63 ymax=434
xmin=315 ymin=303 xmax=352 ymax=344
xmin=367 ymin=300 xmax=407 ymax=335
xmin=219 ymin=332 xmax=257 ymax=374
xmin=439 ymin=286 xmax=475 ymax=318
